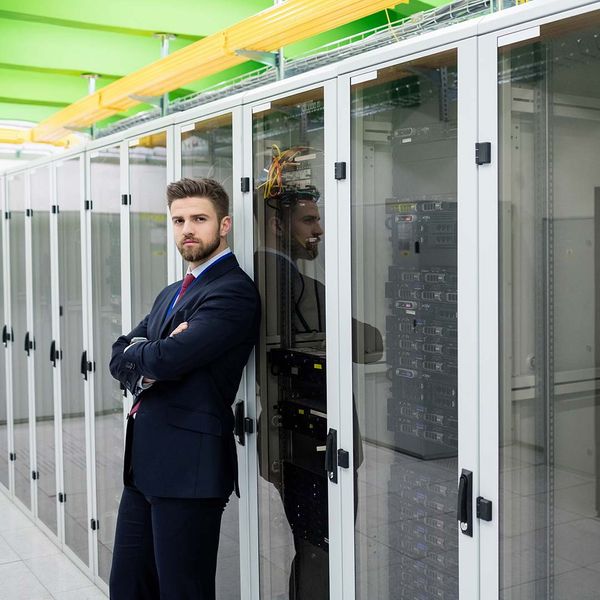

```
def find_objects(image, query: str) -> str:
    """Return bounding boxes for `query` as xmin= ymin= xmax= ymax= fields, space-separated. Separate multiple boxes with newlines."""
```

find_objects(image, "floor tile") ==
xmin=0 ymin=534 xmax=20 ymax=565
xmin=25 ymin=553 xmax=93 ymax=595
xmin=5 ymin=527 xmax=61 ymax=561
xmin=0 ymin=561 xmax=52 ymax=600
xmin=52 ymin=586 xmax=108 ymax=600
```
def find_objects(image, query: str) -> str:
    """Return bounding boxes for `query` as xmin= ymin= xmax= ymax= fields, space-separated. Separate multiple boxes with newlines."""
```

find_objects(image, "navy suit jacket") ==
xmin=109 ymin=253 xmax=260 ymax=499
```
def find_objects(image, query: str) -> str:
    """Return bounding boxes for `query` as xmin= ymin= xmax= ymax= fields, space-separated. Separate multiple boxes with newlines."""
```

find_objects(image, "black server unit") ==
xmin=385 ymin=195 xmax=459 ymax=599
xmin=269 ymin=347 xmax=329 ymax=552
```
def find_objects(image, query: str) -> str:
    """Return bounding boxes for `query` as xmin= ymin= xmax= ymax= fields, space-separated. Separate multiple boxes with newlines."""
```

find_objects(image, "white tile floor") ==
xmin=0 ymin=491 xmax=107 ymax=600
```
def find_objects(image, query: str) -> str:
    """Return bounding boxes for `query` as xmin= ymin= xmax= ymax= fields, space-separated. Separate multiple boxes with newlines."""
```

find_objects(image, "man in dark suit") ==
xmin=109 ymin=178 xmax=260 ymax=600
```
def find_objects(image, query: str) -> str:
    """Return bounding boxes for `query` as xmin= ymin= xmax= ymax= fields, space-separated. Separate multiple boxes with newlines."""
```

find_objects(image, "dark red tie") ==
xmin=177 ymin=273 xmax=196 ymax=303
xmin=129 ymin=273 xmax=195 ymax=416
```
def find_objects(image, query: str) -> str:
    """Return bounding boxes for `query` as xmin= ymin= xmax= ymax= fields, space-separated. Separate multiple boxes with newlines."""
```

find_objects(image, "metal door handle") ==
xmin=457 ymin=468 xmax=473 ymax=537
xmin=81 ymin=351 xmax=88 ymax=380
xmin=325 ymin=428 xmax=338 ymax=483
xmin=234 ymin=401 xmax=245 ymax=446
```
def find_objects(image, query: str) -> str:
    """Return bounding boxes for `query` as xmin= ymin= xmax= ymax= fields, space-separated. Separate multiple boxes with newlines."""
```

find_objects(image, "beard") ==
xmin=290 ymin=235 xmax=320 ymax=261
xmin=177 ymin=231 xmax=221 ymax=263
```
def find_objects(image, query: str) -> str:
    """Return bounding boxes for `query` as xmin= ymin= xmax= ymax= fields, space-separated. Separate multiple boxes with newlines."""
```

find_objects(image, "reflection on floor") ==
xmin=501 ymin=443 xmax=600 ymax=600
xmin=0 ymin=489 xmax=107 ymax=600
xmin=355 ymin=442 xmax=458 ymax=600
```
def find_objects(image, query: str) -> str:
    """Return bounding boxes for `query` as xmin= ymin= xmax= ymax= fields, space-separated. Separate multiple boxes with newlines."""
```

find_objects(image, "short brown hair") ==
xmin=167 ymin=178 xmax=229 ymax=221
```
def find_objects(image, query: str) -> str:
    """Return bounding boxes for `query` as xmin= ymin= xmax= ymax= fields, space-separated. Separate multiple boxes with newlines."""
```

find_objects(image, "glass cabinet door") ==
xmin=30 ymin=166 xmax=57 ymax=534
xmin=0 ymin=179 xmax=8 ymax=490
xmin=253 ymin=88 xmax=329 ymax=600
xmin=89 ymin=146 xmax=122 ymax=582
xmin=57 ymin=157 xmax=88 ymax=565
xmin=180 ymin=114 xmax=239 ymax=598
xmin=351 ymin=51 xmax=460 ymax=600
xmin=129 ymin=133 xmax=168 ymax=325
xmin=498 ymin=10 xmax=600 ymax=600
xmin=8 ymin=173 xmax=30 ymax=510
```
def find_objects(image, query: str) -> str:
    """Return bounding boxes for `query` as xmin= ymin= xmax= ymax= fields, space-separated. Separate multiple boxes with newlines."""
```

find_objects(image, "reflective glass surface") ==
xmin=253 ymin=89 xmax=329 ymax=599
xmin=8 ymin=173 xmax=30 ymax=510
xmin=0 ymin=182 xmax=7 ymax=489
xmin=30 ymin=167 xmax=56 ymax=534
xmin=129 ymin=133 xmax=168 ymax=324
xmin=57 ymin=157 xmax=88 ymax=565
xmin=181 ymin=114 xmax=240 ymax=598
xmin=499 ymin=12 xmax=600 ymax=600
xmin=90 ymin=147 xmax=122 ymax=582
xmin=351 ymin=52 xmax=459 ymax=599
xmin=181 ymin=114 xmax=234 ymax=259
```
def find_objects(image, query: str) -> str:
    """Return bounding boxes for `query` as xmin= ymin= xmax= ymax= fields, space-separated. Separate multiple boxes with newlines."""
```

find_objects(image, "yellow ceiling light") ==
xmin=0 ymin=127 xmax=32 ymax=145
xmin=31 ymin=0 xmax=403 ymax=144
xmin=0 ymin=126 xmax=80 ymax=148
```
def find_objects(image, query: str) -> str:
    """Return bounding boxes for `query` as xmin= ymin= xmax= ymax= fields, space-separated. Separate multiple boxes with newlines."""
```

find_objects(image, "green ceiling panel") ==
xmin=0 ymin=0 xmax=272 ymax=37
xmin=0 ymin=18 xmax=194 ymax=75
xmin=0 ymin=101 xmax=59 ymax=122
xmin=0 ymin=67 xmax=117 ymax=103
xmin=0 ymin=0 xmax=453 ymax=134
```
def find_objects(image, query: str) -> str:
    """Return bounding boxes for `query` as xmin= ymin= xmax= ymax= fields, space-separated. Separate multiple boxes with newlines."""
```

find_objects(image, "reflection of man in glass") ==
xmin=258 ymin=189 xmax=382 ymax=599
xmin=262 ymin=192 xmax=325 ymax=338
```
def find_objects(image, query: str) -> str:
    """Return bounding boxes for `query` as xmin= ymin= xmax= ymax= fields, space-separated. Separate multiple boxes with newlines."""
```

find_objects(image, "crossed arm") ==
xmin=109 ymin=285 xmax=258 ymax=395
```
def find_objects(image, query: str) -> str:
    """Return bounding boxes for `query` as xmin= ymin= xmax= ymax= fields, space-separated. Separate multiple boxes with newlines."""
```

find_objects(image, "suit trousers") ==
xmin=109 ymin=484 xmax=227 ymax=600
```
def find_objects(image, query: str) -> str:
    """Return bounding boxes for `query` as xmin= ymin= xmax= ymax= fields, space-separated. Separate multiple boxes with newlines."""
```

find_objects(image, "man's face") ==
xmin=170 ymin=196 xmax=231 ymax=267
xmin=288 ymin=200 xmax=323 ymax=261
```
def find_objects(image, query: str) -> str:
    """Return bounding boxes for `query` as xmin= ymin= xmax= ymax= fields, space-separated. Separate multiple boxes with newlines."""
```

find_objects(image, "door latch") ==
xmin=457 ymin=468 xmax=473 ymax=537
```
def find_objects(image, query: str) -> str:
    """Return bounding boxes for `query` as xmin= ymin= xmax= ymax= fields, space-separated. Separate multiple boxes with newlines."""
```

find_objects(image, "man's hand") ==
xmin=138 ymin=323 xmax=188 ymax=387
xmin=170 ymin=321 xmax=189 ymax=337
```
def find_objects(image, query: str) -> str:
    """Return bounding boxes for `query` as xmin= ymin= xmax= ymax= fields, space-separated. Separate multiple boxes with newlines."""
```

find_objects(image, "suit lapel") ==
xmin=159 ymin=254 xmax=239 ymax=338
xmin=148 ymin=282 xmax=180 ymax=339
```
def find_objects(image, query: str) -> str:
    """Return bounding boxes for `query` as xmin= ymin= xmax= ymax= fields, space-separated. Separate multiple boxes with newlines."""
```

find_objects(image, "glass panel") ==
xmin=57 ymin=157 xmax=88 ymax=565
xmin=0 ymin=182 xmax=7 ymax=490
xmin=30 ymin=167 xmax=56 ymax=534
xmin=253 ymin=89 xmax=328 ymax=600
xmin=129 ymin=133 xmax=168 ymax=325
xmin=351 ymin=51 xmax=459 ymax=600
xmin=181 ymin=114 xmax=239 ymax=598
xmin=8 ymin=173 xmax=30 ymax=509
xmin=499 ymin=12 xmax=600 ymax=600
xmin=90 ymin=147 xmax=122 ymax=582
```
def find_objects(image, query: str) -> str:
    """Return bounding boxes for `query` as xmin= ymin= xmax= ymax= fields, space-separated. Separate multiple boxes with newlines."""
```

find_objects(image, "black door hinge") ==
xmin=26 ymin=208 xmax=33 ymax=217
xmin=58 ymin=492 xmax=66 ymax=503
xmin=90 ymin=519 xmax=99 ymax=531
xmin=9 ymin=452 xmax=16 ymax=461
xmin=234 ymin=401 xmax=254 ymax=446
xmin=475 ymin=142 xmax=491 ymax=165
xmin=334 ymin=162 xmax=347 ymax=180
xmin=121 ymin=194 xmax=131 ymax=206
xmin=240 ymin=177 xmax=250 ymax=193
xmin=477 ymin=496 xmax=493 ymax=521
xmin=337 ymin=449 xmax=349 ymax=469
xmin=4 ymin=211 xmax=10 ymax=220
xmin=32 ymin=470 xmax=40 ymax=480
xmin=24 ymin=332 xmax=34 ymax=356
xmin=244 ymin=417 xmax=254 ymax=434
xmin=85 ymin=200 xmax=93 ymax=210
xmin=51 ymin=205 xmax=59 ymax=214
